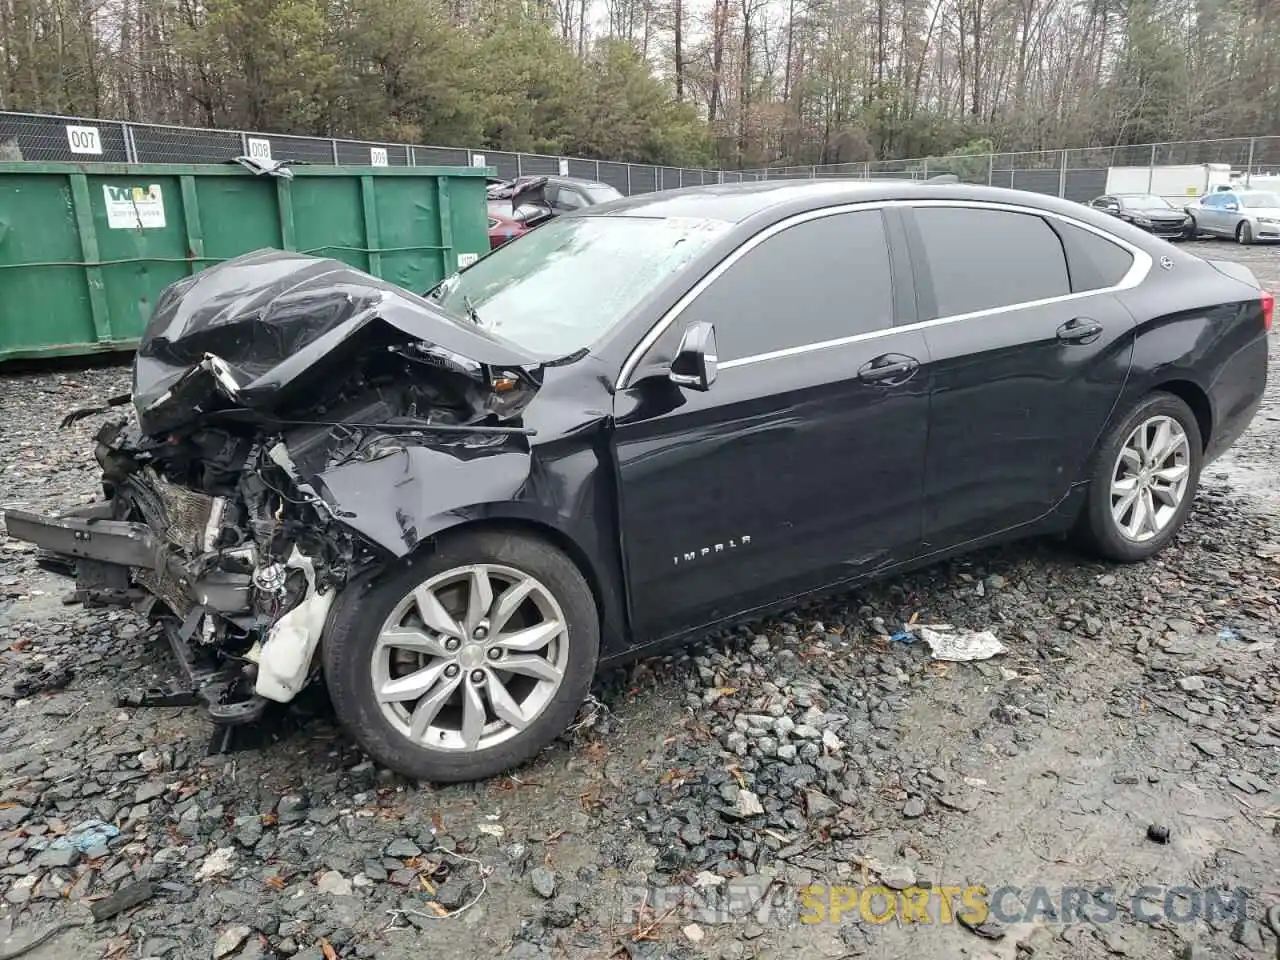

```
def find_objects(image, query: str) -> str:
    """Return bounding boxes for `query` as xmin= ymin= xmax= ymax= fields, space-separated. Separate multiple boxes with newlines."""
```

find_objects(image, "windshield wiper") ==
xmin=463 ymin=295 xmax=482 ymax=325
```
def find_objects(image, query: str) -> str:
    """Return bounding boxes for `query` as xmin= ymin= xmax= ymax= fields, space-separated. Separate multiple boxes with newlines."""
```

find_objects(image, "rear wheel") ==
xmin=323 ymin=529 xmax=599 ymax=783
xmin=1076 ymin=393 xmax=1202 ymax=563
xmin=1237 ymin=221 xmax=1254 ymax=245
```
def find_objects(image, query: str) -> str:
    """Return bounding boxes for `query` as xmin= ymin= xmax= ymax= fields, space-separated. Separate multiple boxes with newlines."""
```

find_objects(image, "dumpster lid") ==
xmin=132 ymin=249 xmax=543 ymax=433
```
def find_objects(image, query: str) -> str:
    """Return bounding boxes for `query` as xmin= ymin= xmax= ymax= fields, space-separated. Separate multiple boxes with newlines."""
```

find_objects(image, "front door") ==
xmin=902 ymin=203 xmax=1138 ymax=553
xmin=611 ymin=208 xmax=931 ymax=642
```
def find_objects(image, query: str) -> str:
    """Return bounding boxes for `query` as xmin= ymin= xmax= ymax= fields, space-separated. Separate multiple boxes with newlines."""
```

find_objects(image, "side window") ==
xmin=557 ymin=190 xmax=587 ymax=211
xmin=1202 ymin=195 xmax=1221 ymax=208
xmin=911 ymin=207 xmax=1070 ymax=316
xmin=1052 ymin=220 xmax=1136 ymax=292
xmin=677 ymin=210 xmax=895 ymax=363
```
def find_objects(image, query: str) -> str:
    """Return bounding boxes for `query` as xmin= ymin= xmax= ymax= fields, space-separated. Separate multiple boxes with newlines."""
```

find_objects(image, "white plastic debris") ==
xmin=254 ymin=547 xmax=336 ymax=703
xmin=917 ymin=624 xmax=1006 ymax=662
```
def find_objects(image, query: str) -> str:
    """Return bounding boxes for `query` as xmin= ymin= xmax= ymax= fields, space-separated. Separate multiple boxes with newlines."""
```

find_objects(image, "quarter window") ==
xmin=1052 ymin=220 xmax=1135 ymax=292
xmin=679 ymin=210 xmax=895 ymax=363
xmin=912 ymin=207 xmax=1070 ymax=316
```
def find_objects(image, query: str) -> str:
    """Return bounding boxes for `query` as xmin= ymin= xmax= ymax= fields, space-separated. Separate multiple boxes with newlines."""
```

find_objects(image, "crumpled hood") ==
xmin=132 ymin=249 xmax=539 ymax=435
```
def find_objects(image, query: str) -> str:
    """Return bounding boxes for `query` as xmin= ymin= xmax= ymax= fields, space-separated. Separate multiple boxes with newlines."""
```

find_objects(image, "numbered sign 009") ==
xmin=66 ymin=125 xmax=103 ymax=156
xmin=370 ymin=147 xmax=389 ymax=167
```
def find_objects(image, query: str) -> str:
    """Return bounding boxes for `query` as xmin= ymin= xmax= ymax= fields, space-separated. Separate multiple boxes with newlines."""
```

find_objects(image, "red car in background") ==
xmin=485 ymin=175 xmax=624 ymax=249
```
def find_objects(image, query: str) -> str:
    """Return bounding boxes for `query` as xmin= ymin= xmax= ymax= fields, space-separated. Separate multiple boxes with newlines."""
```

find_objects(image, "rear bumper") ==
xmin=1206 ymin=331 xmax=1270 ymax=463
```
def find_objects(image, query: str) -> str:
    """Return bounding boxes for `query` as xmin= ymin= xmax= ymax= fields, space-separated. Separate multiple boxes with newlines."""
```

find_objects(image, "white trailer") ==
xmin=1104 ymin=163 xmax=1234 ymax=201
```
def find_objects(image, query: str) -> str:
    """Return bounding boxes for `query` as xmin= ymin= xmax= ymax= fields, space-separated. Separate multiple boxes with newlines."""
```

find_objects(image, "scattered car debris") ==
xmin=916 ymin=624 xmax=1006 ymax=661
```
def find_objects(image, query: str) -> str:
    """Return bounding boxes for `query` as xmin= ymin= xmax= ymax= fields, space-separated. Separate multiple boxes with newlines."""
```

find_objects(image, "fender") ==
xmin=311 ymin=437 xmax=632 ymax=656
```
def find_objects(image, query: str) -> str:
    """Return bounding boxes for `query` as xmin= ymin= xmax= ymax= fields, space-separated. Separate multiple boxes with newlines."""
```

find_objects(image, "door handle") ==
xmin=1056 ymin=317 xmax=1103 ymax=344
xmin=857 ymin=354 xmax=919 ymax=384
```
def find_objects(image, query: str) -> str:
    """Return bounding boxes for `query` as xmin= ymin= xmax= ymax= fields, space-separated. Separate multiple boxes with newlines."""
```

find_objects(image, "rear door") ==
xmin=612 ymin=207 xmax=930 ymax=641
xmin=902 ymin=202 xmax=1142 ymax=553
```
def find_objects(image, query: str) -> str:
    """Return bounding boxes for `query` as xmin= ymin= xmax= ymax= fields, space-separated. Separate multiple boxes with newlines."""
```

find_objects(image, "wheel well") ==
xmin=1153 ymin=380 xmax=1212 ymax=451
xmin=416 ymin=518 xmax=608 ymax=630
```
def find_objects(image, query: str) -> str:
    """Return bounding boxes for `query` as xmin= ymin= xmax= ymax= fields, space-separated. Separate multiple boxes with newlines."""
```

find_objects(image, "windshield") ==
xmin=430 ymin=215 xmax=730 ymax=356
xmin=1239 ymin=193 xmax=1280 ymax=208
xmin=584 ymin=184 xmax=623 ymax=203
xmin=1123 ymin=195 xmax=1174 ymax=210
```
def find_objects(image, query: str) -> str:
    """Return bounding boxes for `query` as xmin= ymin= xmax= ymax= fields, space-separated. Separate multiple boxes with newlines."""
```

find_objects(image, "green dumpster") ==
xmin=0 ymin=162 xmax=491 ymax=361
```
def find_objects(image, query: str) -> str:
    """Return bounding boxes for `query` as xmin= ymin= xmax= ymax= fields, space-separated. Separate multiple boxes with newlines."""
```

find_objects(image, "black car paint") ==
xmin=285 ymin=180 xmax=1264 ymax=668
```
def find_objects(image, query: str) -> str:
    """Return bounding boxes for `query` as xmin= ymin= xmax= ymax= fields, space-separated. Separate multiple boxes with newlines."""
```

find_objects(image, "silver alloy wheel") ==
xmin=371 ymin=563 xmax=569 ymax=753
xmin=1109 ymin=415 xmax=1192 ymax=542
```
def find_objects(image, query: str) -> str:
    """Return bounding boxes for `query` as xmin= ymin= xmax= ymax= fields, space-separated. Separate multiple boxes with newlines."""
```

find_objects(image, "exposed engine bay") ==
xmin=3 ymin=249 xmax=546 ymax=742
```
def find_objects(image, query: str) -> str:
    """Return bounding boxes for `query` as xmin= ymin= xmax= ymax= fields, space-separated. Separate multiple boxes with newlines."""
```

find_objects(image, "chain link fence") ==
xmin=8 ymin=110 xmax=1278 ymax=204
xmin=0 ymin=110 xmax=754 ymax=196
xmin=745 ymin=137 xmax=1280 ymax=202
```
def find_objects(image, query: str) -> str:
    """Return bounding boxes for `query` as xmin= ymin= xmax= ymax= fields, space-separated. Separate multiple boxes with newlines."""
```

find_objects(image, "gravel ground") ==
xmin=1 ymin=240 xmax=1279 ymax=960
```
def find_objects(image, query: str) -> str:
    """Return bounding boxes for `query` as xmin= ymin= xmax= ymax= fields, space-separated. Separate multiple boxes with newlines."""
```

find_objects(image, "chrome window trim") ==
xmin=616 ymin=198 xmax=1152 ymax=386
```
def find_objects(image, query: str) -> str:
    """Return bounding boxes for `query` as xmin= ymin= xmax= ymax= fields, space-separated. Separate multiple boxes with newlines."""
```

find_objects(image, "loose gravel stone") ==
xmin=213 ymin=925 xmax=251 ymax=959
xmin=530 ymin=867 xmax=557 ymax=899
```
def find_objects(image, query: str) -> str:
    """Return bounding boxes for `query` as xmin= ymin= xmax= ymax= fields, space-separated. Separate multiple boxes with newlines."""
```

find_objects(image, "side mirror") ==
xmin=669 ymin=322 xmax=717 ymax=392
xmin=1225 ymin=201 xmax=1239 ymax=211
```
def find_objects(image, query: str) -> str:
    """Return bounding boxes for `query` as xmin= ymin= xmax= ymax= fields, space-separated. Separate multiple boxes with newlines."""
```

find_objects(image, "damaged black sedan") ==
xmin=5 ymin=180 xmax=1270 ymax=783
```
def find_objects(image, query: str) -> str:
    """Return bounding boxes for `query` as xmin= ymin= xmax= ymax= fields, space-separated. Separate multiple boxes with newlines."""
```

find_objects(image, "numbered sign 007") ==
xmin=66 ymin=125 xmax=103 ymax=156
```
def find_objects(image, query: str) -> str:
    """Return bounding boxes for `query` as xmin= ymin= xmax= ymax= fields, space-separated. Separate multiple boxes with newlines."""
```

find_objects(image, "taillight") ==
xmin=1262 ymin=289 xmax=1275 ymax=332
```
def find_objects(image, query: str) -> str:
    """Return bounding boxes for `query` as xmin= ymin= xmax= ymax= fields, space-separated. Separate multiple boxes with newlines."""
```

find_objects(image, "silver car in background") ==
xmin=1185 ymin=190 xmax=1280 ymax=244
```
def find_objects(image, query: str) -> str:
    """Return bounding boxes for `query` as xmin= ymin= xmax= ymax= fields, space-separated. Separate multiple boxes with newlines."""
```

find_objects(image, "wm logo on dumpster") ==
xmin=102 ymin=183 xmax=166 ymax=230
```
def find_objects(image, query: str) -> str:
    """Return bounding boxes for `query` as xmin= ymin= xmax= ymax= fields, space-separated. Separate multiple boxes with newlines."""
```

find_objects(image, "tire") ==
xmin=1182 ymin=218 xmax=1197 ymax=240
xmin=1076 ymin=393 xmax=1203 ymax=563
xmin=323 ymin=529 xmax=600 ymax=783
xmin=1237 ymin=221 xmax=1254 ymax=245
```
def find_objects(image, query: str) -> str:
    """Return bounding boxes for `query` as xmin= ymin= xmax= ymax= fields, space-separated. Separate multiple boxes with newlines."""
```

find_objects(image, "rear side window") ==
xmin=1052 ymin=221 xmax=1135 ymax=292
xmin=680 ymin=210 xmax=895 ymax=362
xmin=911 ymin=207 xmax=1070 ymax=316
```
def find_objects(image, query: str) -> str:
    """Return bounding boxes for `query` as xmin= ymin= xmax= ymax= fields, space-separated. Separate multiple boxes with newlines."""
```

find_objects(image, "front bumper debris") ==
xmin=5 ymin=510 xmax=158 ymax=569
xmin=4 ymin=504 xmax=270 ymax=753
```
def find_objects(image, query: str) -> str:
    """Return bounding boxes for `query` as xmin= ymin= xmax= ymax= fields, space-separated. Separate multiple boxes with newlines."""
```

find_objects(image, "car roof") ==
xmin=583 ymin=178 xmax=1112 ymax=227
xmin=545 ymin=176 xmax=616 ymax=190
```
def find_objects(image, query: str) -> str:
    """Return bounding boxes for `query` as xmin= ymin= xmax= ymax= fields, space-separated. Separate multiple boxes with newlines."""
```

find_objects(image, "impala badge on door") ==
xmin=673 ymin=535 xmax=753 ymax=566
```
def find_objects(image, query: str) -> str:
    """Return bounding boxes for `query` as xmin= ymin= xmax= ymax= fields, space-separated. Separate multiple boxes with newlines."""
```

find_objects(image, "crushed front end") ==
xmin=8 ymin=416 xmax=360 ymax=734
xmin=3 ymin=249 xmax=546 ymax=748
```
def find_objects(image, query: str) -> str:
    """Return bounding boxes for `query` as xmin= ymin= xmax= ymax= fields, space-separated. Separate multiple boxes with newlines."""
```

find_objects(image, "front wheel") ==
xmin=323 ymin=529 xmax=600 ymax=783
xmin=1076 ymin=393 xmax=1202 ymax=563
xmin=1237 ymin=221 xmax=1254 ymax=245
xmin=1182 ymin=217 xmax=1198 ymax=240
